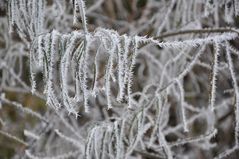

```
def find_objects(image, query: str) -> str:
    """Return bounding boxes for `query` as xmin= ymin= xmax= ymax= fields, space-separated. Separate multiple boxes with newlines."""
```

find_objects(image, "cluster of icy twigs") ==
xmin=1 ymin=0 xmax=239 ymax=158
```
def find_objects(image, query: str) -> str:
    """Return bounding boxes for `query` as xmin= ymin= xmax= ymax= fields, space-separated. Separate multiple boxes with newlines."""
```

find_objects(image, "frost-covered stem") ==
xmin=155 ymin=28 xmax=239 ymax=40
xmin=0 ymin=95 xmax=48 ymax=123
xmin=38 ymin=35 xmax=44 ymax=67
xmin=119 ymin=120 xmax=125 ymax=159
xmin=158 ymin=50 xmax=183 ymax=89
xmin=1 ymin=61 xmax=44 ymax=99
xmin=177 ymin=79 xmax=188 ymax=132
xmin=0 ymin=117 xmax=4 ymax=126
xmin=105 ymin=53 xmax=114 ymax=109
xmin=74 ymin=41 xmax=84 ymax=101
xmin=209 ymin=40 xmax=220 ymax=111
xmin=25 ymin=150 xmax=80 ymax=159
xmin=32 ymin=0 xmax=38 ymax=34
xmin=158 ymin=131 xmax=173 ymax=159
xmin=226 ymin=41 xmax=239 ymax=145
xmin=149 ymin=96 xmax=162 ymax=147
xmin=55 ymin=111 xmax=84 ymax=141
xmin=93 ymin=127 xmax=102 ymax=159
xmin=61 ymin=33 xmax=82 ymax=114
xmin=24 ymin=130 xmax=40 ymax=140
xmin=46 ymin=31 xmax=59 ymax=108
xmin=156 ymin=0 xmax=176 ymax=35
xmin=104 ymin=33 xmax=117 ymax=110
xmin=29 ymin=37 xmax=38 ymax=94
xmin=100 ymin=130 xmax=107 ymax=159
xmin=114 ymin=121 xmax=121 ymax=159
xmin=0 ymin=130 xmax=28 ymax=147
xmin=85 ymin=127 xmax=98 ymax=159
xmin=118 ymin=35 xmax=130 ymax=102
xmin=75 ymin=0 xmax=88 ymax=34
xmin=92 ymin=44 xmax=101 ymax=95
xmin=9 ymin=0 xmax=16 ymax=33
xmin=55 ymin=129 xmax=82 ymax=149
xmin=133 ymin=149 xmax=162 ymax=159
xmin=168 ymin=129 xmax=217 ymax=147
xmin=157 ymin=45 xmax=206 ymax=94
xmin=30 ymin=54 xmax=36 ymax=94
xmin=126 ymin=110 xmax=145 ymax=158
xmin=82 ymin=35 xmax=91 ymax=113
xmin=127 ymin=36 xmax=138 ymax=109
xmin=227 ymin=43 xmax=239 ymax=56
xmin=38 ymin=0 xmax=45 ymax=34
xmin=117 ymin=37 xmax=124 ymax=102
xmin=164 ymin=99 xmax=231 ymax=135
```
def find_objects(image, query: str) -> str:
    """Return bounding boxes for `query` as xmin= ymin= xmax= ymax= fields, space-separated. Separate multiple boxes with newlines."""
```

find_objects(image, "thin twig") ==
xmin=155 ymin=28 xmax=239 ymax=40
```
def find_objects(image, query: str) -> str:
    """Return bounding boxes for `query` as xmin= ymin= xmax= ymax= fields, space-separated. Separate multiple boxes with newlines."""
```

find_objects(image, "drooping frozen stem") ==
xmin=209 ymin=40 xmax=220 ymax=111
xmin=73 ymin=0 xmax=88 ymax=33
xmin=226 ymin=41 xmax=239 ymax=145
